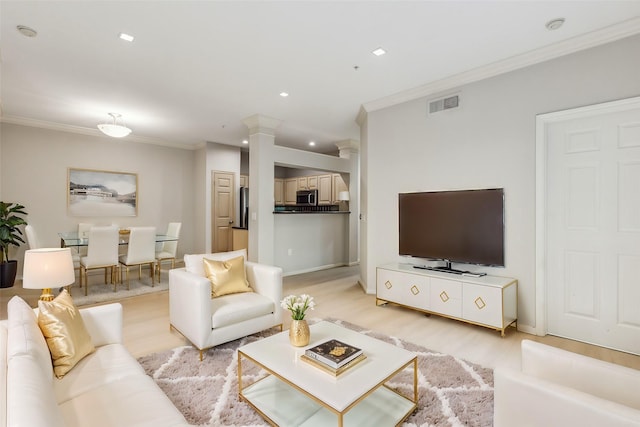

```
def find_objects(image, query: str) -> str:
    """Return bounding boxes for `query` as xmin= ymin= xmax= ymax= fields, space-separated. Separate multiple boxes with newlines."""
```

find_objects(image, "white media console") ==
xmin=376 ymin=263 xmax=517 ymax=336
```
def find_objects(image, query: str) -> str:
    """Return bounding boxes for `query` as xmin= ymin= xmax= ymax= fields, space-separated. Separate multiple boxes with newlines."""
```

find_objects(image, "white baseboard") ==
xmin=283 ymin=263 xmax=348 ymax=277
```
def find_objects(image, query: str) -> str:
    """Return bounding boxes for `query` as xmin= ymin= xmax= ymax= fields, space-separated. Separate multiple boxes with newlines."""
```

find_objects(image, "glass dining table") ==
xmin=58 ymin=231 xmax=178 ymax=248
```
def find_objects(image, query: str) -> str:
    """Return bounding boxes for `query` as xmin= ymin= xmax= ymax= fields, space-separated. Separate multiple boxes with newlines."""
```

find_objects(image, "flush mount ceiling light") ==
xmin=545 ymin=18 xmax=565 ymax=31
xmin=17 ymin=25 xmax=37 ymax=37
xmin=372 ymin=47 xmax=386 ymax=56
xmin=97 ymin=113 xmax=132 ymax=138
xmin=119 ymin=32 xmax=135 ymax=42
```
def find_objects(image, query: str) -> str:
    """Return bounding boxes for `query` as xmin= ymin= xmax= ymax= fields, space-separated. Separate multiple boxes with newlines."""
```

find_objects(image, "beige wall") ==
xmin=361 ymin=34 xmax=640 ymax=332
xmin=0 ymin=123 xmax=196 ymax=273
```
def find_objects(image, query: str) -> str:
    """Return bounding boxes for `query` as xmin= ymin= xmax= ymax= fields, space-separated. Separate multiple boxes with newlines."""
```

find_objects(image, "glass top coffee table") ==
xmin=238 ymin=321 xmax=418 ymax=426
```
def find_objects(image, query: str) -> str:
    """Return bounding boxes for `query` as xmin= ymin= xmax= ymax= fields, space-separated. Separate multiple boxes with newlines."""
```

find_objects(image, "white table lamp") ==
xmin=23 ymin=248 xmax=75 ymax=301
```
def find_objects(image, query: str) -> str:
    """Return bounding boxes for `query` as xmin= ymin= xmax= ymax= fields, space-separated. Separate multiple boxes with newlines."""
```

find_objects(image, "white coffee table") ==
xmin=238 ymin=321 xmax=418 ymax=426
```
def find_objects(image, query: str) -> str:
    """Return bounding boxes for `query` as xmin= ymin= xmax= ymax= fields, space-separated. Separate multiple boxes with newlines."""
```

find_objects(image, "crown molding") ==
xmin=361 ymin=16 xmax=640 ymax=114
xmin=0 ymin=115 xmax=199 ymax=150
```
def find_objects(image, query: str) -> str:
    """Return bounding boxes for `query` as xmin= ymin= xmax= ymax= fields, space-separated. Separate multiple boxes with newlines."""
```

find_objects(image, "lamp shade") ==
xmin=338 ymin=191 xmax=350 ymax=201
xmin=23 ymin=248 xmax=75 ymax=290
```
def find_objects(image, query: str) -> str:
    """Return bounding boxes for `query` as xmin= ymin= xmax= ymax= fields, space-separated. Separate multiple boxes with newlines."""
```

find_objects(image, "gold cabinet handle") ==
xmin=411 ymin=285 xmax=420 ymax=295
xmin=439 ymin=291 xmax=449 ymax=302
xmin=385 ymin=280 xmax=392 ymax=290
xmin=475 ymin=297 xmax=486 ymax=310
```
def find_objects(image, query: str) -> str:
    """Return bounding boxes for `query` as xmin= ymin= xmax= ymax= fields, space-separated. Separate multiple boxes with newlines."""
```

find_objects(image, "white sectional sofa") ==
xmin=494 ymin=339 xmax=640 ymax=427
xmin=1 ymin=297 xmax=188 ymax=427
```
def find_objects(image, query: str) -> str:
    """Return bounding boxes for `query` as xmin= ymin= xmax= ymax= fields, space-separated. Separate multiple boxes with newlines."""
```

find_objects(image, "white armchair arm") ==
xmin=79 ymin=303 xmax=123 ymax=347
xmin=494 ymin=340 xmax=640 ymax=427
xmin=245 ymin=261 xmax=283 ymax=321
xmin=169 ymin=268 xmax=213 ymax=349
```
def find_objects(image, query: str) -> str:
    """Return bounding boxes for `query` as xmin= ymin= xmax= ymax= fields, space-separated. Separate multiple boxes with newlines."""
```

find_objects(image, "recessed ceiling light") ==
xmin=242 ymin=140 xmax=249 ymax=144
xmin=119 ymin=33 xmax=135 ymax=42
xmin=280 ymin=92 xmax=289 ymax=97
xmin=16 ymin=25 xmax=37 ymax=38
xmin=372 ymin=47 xmax=386 ymax=56
xmin=545 ymin=18 xmax=565 ymax=31
xmin=309 ymin=141 xmax=316 ymax=147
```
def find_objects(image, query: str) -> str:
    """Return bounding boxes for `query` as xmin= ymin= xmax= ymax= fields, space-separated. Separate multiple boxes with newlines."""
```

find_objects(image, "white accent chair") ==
xmin=156 ymin=222 xmax=181 ymax=281
xmin=494 ymin=340 xmax=640 ymax=427
xmin=119 ymin=226 xmax=156 ymax=289
xmin=169 ymin=250 xmax=283 ymax=360
xmin=80 ymin=226 xmax=119 ymax=295
xmin=24 ymin=225 xmax=40 ymax=249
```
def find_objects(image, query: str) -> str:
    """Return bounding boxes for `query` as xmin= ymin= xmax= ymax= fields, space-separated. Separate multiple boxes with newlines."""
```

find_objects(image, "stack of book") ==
xmin=301 ymin=339 xmax=366 ymax=376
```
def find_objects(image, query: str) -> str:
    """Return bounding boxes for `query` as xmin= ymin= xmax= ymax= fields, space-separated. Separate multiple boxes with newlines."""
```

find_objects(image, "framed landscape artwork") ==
xmin=68 ymin=168 xmax=138 ymax=217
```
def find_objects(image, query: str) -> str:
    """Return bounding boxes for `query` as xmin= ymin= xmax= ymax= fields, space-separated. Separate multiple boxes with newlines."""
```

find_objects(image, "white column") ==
xmin=242 ymin=114 xmax=281 ymax=264
xmin=335 ymin=139 xmax=360 ymax=266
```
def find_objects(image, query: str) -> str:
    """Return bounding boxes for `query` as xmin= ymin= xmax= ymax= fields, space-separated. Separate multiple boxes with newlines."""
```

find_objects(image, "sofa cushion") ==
xmin=6 ymin=296 xmax=53 ymax=381
xmin=54 ymin=343 xmax=145 ymax=404
xmin=204 ymin=255 xmax=253 ymax=297
xmin=7 ymin=352 xmax=66 ymax=427
xmin=211 ymin=292 xmax=275 ymax=329
xmin=58 ymin=374 xmax=188 ymax=427
xmin=38 ymin=289 xmax=95 ymax=378
xmin=184 ymin=249 xmax=247 ymax=277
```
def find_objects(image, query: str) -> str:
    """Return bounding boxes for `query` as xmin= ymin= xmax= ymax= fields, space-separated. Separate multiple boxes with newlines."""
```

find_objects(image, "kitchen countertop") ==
xmin=273 ymin=210 xmax=350 ymax=214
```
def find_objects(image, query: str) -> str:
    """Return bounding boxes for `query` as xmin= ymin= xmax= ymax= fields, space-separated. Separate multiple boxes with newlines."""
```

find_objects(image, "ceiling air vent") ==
xmin=428 ymin=94 xmax=460 ymax=114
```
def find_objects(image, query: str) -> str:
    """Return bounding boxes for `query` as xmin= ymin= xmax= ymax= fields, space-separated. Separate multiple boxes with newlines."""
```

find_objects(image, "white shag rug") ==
xmin=138 ymin=319 xmax=494 ymax=427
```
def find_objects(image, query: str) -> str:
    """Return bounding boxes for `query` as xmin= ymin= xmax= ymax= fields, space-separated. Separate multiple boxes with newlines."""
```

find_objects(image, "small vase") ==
xmin=289 ymin=319 xmax=310 ymax=347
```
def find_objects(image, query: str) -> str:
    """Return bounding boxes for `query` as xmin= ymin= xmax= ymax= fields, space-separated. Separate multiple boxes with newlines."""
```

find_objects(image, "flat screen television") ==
xmin=398 ymin=188 xmax=504 ymax=273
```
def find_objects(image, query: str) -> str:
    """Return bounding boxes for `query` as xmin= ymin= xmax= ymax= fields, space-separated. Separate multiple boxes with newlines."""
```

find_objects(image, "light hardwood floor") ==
xmin=2 ymin=265 xmax=639 ymax=372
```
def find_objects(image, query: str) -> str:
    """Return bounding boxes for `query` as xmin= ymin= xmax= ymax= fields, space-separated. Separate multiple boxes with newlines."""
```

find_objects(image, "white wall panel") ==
xmin=565 ymin=128 xmax=601 ymax=153
xmin=566 ymin=165 xmax=599 ymax=230
xmin=564 ymin=251 xmax=599 ymax=318
xmin=618 ymin=254 xmax=640 ymax=327
xmin=617 ymin=161 xmax=640 ymax=232
xmin=618 ymin=122 xmax=640 ymax=148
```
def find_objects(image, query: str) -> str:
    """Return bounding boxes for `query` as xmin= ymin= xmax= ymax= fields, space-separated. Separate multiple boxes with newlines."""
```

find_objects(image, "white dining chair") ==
xmin=155 ymin=222 xmax=181 ymax=281
xmin=80 ymin=226 xmax=119 ymax=295
xmin=119 ymin=226 xmax=156 ymax=289
xmin=24 ymin=225 xmax=40 ymax=249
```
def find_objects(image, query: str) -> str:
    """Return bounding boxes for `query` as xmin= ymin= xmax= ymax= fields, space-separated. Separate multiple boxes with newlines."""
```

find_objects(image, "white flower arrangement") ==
xmin=280 ymin=294 xmax=315 ymax=320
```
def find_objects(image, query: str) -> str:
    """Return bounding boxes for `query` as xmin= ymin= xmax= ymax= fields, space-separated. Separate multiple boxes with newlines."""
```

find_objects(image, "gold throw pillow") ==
xmin=37 ymin=289 xmax=95 ymax=378
xmin=203 ymin=255 xmax=253 ymax=298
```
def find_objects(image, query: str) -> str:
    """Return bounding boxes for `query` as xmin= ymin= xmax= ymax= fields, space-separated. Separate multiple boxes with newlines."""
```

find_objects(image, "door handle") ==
xmin=229 ymin=219 xmax=234 ymax=224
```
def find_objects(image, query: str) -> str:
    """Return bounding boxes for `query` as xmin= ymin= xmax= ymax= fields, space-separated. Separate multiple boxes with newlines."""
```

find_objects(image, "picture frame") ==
xmin=67 ymin=168 xmax=138 ymax=217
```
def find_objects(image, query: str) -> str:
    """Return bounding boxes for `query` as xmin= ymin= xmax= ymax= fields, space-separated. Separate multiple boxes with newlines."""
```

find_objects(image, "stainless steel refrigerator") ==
xmin=239 ymin=187 xmax=249 ymax=229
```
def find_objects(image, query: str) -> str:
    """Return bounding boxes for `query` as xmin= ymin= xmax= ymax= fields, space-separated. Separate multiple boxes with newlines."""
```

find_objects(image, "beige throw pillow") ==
xmin=37 ymin=289 xmax=95 ymax=378
xmin=203 ymin=255 xmax=252 ymax=298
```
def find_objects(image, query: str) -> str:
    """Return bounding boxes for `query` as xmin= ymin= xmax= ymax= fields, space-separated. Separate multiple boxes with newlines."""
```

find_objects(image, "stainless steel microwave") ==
xmin=296 ymin=189 xmax=318 ymax=206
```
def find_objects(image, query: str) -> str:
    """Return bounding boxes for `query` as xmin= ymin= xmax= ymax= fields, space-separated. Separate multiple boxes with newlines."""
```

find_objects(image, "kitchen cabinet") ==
xmin=284 ymin=178 xmax=298 ymax=205
xmin=297 ymin=176 xmax=309 ymax=190
xmin=232 ymin=228 xmax=248 ymax=251
xmin=332 ymin=173 xmax=347 ymax=203
xmin=307 ymin=175 xmax=318 ymax=190
xmin=274 ymin=179 xmax=284 ymax=205
xmin=317 ymin=174 xmax=332 ymax=205
xmin=376 ymin=263 xmax=517 ymax=336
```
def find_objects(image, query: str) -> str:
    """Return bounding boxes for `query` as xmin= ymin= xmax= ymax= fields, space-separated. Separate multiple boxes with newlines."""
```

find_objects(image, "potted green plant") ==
xmin=0 ymin=202 xmax=28 ymax=288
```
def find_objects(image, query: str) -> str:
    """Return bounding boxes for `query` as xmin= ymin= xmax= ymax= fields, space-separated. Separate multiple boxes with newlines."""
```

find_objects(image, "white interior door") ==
xmin=544 ymin=99 xmax=640 ymax=355
xmin=212 ymin=171 xmax=235 ymax=253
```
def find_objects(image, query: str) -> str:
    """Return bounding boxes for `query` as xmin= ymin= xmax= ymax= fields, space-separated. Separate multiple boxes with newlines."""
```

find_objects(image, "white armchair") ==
xmin=169 ymin=250 xmax=283 ymax=360
xmin=494 ymin=340 xmax=640 ymax=427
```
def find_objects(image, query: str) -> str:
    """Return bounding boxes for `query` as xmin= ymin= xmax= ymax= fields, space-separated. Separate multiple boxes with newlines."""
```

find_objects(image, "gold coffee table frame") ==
xmin=237 ymin=321 xmax=418 ymax=427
